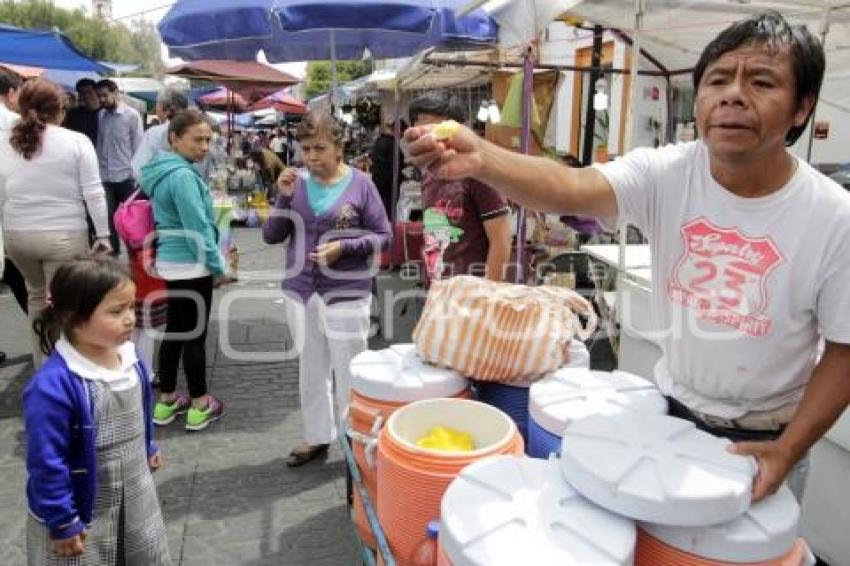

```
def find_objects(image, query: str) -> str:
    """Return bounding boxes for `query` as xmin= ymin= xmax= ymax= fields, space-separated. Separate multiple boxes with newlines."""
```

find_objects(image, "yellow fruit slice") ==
xmin=416 ymin=425 xmax=475 ymax=452
xmin=432 ymin=120 xmax=460 ymax=140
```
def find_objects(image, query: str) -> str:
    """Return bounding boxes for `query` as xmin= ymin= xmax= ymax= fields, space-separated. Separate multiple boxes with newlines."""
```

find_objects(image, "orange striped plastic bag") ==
xmin=413 ymin=275 xmax=595 ymax=382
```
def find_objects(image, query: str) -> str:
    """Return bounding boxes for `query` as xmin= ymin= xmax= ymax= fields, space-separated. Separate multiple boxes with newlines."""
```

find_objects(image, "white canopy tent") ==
xmin=566 ymin=0 xmax=849 ymax=75
xmin=568 ymin=1 xmax=850 ymax=159
xmin=464 ymin=0 xmax=850 ymax=162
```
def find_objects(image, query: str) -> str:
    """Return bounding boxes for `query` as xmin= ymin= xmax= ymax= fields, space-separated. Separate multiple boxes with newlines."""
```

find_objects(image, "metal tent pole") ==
xmin=806 ymin=4 xmax=832 ymax=163
xmin=615 ymin=0 xmax=645 ymax=355
xmin=515 ymin=44 xmax=535 ymax=284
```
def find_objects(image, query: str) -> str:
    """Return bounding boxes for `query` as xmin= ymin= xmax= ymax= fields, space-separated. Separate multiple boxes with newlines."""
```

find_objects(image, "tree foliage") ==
xmin=0 ymin=0 xmax=163 ymax=74
xmin=305 ymin=60 xmax=372 ymax=100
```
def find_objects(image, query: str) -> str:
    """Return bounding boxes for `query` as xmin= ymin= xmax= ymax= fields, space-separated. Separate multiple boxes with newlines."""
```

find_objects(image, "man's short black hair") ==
xmin=409 ymin=91 xmax=466 ymax=125
xmin=75 ymin=78 xmax=97 ymax=92
xmin=95 ymin=78 xmax=119 ymax=92
xmin=693 ymin=10 xmax=825 ymax=145
xmin=0 ymin=68 xmax=22 ymax=97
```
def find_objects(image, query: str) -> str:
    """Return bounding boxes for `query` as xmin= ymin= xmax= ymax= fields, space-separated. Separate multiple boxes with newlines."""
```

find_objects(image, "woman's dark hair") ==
xmin=693 ymin=11 xmax=825 ymax=145
xmin=168 ymin=109 xmax=208 ymax=140
xmin=409 ymin=91 xmax=466 ymax=125
xmin=33 ymin=259 xmax=132 ymax=355
xmin=10 ymin=79 xmax=64 ymax=160
xmin=295 ymin=111 xmax=345 ymax=147
xmin=0 ymin=68 xmax=22 ymax=97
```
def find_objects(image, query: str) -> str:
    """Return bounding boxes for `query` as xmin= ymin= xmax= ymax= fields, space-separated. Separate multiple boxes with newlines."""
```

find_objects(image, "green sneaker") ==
xmin=185 ymin=395 xmax=224 ymax=431
xmin=152 ymin=394 xmax=190 ymax=426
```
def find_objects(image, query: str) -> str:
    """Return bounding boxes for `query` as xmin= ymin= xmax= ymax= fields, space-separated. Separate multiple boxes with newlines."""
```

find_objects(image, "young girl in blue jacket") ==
xmin=23 ymin=258 xmax=171 ymax=565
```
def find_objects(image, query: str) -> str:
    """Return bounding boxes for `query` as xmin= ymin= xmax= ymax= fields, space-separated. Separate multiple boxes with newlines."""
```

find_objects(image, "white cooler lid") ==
xmin=349 ymin=344 xmax=468 ymax=402
xmin=441 ymin=455 xmax=636 ymax=566
xmin=529 ymin=368 xmax=667 ymax=436
xmin=641 ymin=484 xmax=800 ymax=562
xmin=559 ymin=413 xmax=757 ymax=527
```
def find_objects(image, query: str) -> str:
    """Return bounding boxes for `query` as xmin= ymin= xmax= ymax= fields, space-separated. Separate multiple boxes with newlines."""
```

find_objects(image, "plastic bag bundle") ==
xmin=413 ymin=275 xmax=596 ymax=382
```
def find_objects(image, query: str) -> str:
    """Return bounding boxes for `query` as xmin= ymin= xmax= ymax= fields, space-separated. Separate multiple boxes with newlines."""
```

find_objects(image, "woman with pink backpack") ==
xmin=114 ymin=158 xmax=166 ymax=385
xmin=139 ymin=109 xmax=227 ymax=432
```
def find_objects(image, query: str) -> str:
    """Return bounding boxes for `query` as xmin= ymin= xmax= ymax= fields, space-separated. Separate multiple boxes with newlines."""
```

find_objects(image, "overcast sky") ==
xmin=50 ymin=0 xmax=307 ymax=78
xmin=52 ymin=0 xmax=173 ymax=23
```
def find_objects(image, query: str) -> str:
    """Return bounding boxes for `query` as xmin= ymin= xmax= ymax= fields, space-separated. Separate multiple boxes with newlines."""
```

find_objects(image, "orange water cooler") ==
xmin=348 ymin=344 xmax=470 ymax=548
xmin=376 ymin=399 xmax=524 ymax=565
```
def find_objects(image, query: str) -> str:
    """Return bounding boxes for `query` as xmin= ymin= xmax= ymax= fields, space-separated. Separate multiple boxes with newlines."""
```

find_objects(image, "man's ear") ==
xmin=793 ymin=94 xmax=817 ymax=128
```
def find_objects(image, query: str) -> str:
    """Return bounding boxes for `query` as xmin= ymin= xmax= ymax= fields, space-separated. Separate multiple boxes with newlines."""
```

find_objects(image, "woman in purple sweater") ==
xmin=263 ymin=112 xmax=391 ymax=466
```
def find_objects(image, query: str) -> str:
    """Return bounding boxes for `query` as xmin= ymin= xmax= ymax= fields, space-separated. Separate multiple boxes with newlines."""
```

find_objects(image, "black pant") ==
xmin=159 ymin=276 xmax=213 ymax=399
xmin=104 ymin=179 xmax=137 ymax=256
xmin=665 ymin=396 xmax=784 ymax=443
xmin=2 ymin=257 xmax=28 ymax=314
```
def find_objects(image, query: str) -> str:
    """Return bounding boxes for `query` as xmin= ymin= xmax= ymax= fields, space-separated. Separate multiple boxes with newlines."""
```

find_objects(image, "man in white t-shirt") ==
xmin=404 ymin=11 xmax=850 ymax=502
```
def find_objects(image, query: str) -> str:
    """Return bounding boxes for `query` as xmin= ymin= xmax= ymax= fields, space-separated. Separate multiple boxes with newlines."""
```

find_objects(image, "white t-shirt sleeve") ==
xmin=592 ymin=147 xmax=661 ymax=233
xmin=593 ymin=143 xmax=694 ymax=235
xmin=77 ymin=136 xmax=110 ymax=238
xmin=817 ymin=238 xmax=850 ymax=344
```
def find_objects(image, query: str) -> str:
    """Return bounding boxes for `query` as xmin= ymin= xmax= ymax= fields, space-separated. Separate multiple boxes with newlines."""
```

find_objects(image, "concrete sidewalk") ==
xmin=0 ymin=228 xmax=376 ymax=565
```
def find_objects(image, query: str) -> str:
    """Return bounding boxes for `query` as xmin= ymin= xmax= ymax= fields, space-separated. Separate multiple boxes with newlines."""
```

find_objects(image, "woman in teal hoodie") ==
xmin=140 ymin=110 xmax=225 ymax=432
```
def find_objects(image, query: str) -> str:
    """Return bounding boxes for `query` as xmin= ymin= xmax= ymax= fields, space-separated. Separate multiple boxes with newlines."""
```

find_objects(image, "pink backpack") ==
xmin=113 ymin=189 xmax=154 ymax=250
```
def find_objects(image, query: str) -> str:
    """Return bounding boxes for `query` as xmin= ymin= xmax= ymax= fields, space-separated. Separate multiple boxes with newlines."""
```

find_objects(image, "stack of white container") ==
xmin=438 ymin=369 xmax=814 ymax=566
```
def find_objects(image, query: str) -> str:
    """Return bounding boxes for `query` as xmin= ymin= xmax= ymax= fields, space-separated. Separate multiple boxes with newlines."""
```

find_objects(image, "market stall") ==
xmin=339 ymin=273 xmax=816 ymax=566
xmin=158 ymin=1 xmax=845 ymax=563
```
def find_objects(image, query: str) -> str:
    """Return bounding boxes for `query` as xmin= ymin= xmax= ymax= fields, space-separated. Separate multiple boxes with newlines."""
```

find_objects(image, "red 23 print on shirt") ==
xmin=667 ymin=218 xmax=784 ymax=337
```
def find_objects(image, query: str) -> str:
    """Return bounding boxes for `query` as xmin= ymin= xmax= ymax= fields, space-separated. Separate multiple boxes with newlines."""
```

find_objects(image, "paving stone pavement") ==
xmin=0 ymin=228 xmax=423 ymax=566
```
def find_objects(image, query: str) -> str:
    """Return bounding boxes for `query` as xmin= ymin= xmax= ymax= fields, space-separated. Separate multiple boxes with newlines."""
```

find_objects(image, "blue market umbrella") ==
xmin=160 ymin=0 xmax=496 ymax=113
xmin=159 ymin=0 xmax=497 ymax=62
xmin=160 ymin=0 xmax=497 ymax=228
xmin=0 ymin=25 xmax=110 ymax=73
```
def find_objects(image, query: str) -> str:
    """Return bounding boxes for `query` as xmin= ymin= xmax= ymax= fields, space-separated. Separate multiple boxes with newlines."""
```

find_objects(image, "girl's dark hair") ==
xmin=33 ymin=259 xmax=132 ymax=355
xmin=168 ymin=109 xmax=208 ymax=140
xmin=295 ymin=111 xmax=345 ymax=147
xmin=693 ymin=11 xmax=825 ymax=145
xmin=10 ymin=79 xmax=64 ymax=160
